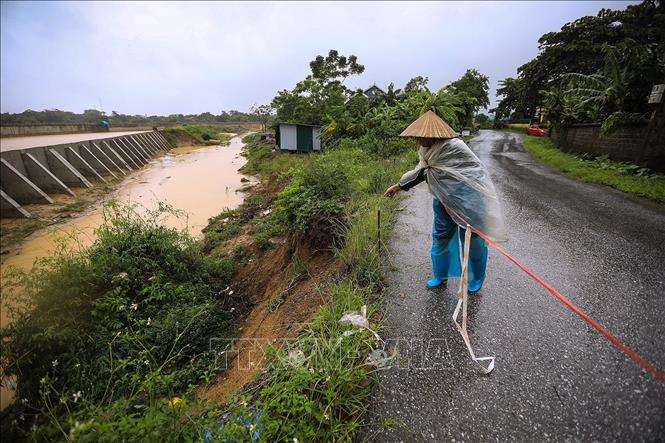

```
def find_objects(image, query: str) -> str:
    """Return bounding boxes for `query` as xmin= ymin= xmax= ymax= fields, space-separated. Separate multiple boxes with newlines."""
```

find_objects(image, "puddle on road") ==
xmin=0 ymin=136 xmax=251 ymax=409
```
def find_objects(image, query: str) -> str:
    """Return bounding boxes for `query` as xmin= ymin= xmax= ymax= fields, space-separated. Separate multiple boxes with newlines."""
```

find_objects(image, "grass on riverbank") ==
xmin=521 ymin=135 xmax=665 ymax=203
xmin=0 ymin=202 xmax=246 ymax=441
xmin=163 ymin=125 xmax=234 ymax=146
xmin=201 ymin=134 xmax=416 ymax=441
xmin=1 ymin=131 xmax=418 ymax=441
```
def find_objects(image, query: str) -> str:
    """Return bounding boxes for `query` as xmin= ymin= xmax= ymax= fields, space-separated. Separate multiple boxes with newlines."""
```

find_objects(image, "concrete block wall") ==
xmin=0 ymin=131 xmax=172 ymax=218
xmin=0 ymin=124 xmax=107 ymax=137
xmin=551 ymin=121 xmax=665 ymax=172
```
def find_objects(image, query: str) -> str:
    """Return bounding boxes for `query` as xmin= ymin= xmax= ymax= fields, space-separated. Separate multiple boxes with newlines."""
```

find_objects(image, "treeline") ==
xmin=0 ymin=109 xmax=263 ymax=126
xmin=494 ymin=0 xmax=665 ymax=131
xmin=271 ymin=50 xmax=491 ymax=142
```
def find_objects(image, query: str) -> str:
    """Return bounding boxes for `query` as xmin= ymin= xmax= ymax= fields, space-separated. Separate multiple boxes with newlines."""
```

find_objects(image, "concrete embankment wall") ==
xmin=0 ymin=131 xmax=172 ymax=218
xmin=1 ymin=124 xmax=110 ymax=137
xmin=2 ymin=122 xmax=263 ymax=137
xmin=550 ymin=120 xmax=665 ymax=173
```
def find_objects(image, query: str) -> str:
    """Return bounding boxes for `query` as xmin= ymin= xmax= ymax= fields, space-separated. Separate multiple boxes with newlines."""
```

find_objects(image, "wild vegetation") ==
xmin=1 ymin=203 xmax=245 ymax=441
xmin=494 ymin=0 xmax=664 ymax=131
xmin=273 ymin=50 xmax=490 ymax=137
xmin=162 ymin=125 xmax=235 ymax=146
xmin=1 ymin=48 xmax=485 ymax=441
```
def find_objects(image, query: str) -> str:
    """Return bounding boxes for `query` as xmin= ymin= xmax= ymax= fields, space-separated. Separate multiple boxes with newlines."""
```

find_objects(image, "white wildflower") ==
xmin=51 ymin=359 xmax=59 ymax=368
xmin=131 ymin=303 xmax=138 ymax=311
xmin=73 ymin=391 xmax=82 ymax=403
xmin=249 ymin=424 xmax=256 ymax=432
xmin=146 ymin=317 xmax=151 ymax=326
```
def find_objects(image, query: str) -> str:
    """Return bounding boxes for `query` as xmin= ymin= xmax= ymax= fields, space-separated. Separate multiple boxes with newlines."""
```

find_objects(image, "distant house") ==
xmin=276 ymin=123 xmax=322 ymax=152
xmin=363 ymin=85 xmax=385 ymax=103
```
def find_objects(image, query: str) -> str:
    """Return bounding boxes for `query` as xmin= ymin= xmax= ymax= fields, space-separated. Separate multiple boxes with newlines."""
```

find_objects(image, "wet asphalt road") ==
xmin=365 ymin=130 xmax=665 ymax=441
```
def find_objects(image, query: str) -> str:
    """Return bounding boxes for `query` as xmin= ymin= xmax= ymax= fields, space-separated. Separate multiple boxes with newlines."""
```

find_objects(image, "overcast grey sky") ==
xmin=1 ymin=1 xmax=635 ymax=115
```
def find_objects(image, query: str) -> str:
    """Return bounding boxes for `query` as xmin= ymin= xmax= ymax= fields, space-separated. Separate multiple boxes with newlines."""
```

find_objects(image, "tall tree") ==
xmin=498 ymin=0 xmax=665 ymax=123
xmin=447 ymin=69 xmax=490 ymax=127
xmin=250 ymin=104 xmax=274 ymax=131
xmin=271 ymin=50 xmax=365 ymax=125
xmin=404 ymin=76 xmax=430 ymax=93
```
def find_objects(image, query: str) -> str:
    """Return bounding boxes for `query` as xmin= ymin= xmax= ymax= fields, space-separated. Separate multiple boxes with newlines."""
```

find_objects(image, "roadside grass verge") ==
xmin=522 ymin=135 xmax=665 ymax=203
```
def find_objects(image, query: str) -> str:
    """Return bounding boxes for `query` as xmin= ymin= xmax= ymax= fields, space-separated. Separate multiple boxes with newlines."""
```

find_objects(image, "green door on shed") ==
xmin=296 ymin=126 xmax=313 ymax=152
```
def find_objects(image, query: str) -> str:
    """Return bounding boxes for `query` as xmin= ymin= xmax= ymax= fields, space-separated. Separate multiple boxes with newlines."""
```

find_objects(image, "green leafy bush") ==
xmin=1 ymin=202 xmax=241 ymax=440
xmin=274 ymin=159 xmax=351 ymax=234
xmin=163 ymin=125 xmax=222 ymax=145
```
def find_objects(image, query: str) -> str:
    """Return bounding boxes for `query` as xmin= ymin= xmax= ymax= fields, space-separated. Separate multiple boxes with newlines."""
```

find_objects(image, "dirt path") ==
xmin=364 ymin=130 xmax=665 ymax=441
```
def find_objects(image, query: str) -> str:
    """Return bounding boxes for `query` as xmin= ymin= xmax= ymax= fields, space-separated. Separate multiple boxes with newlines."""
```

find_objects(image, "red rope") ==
xmin=443 ymin=203 xmax=665 ymax=384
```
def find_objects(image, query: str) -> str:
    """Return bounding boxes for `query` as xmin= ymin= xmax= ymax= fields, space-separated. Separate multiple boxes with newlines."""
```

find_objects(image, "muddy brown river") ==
xmin=0 ymin=136 xmax=250 ymax=408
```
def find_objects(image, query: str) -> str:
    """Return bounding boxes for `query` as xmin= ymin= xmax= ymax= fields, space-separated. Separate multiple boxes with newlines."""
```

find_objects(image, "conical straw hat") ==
xmin=399 ymin=110 xmax=457 ymax=138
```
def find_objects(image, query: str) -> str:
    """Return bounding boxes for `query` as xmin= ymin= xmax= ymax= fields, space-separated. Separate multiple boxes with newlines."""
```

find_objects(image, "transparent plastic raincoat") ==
xmin=399 ymin=138 xmax=507 ymax=243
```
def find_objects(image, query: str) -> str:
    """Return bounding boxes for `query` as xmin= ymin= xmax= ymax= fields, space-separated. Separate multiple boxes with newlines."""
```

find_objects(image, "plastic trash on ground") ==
xmin=339 ymin=305 xmax=369 ymax=329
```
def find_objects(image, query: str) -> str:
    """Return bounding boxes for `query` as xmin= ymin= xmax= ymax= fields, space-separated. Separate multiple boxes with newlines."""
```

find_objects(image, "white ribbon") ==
xmin=452 ymin=224 xmax=495 ymax=374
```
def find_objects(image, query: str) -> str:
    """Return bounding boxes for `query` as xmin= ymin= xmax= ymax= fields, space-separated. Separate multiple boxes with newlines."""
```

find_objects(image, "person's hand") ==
xmin=384 ymin=184 xmax=401 ymax=198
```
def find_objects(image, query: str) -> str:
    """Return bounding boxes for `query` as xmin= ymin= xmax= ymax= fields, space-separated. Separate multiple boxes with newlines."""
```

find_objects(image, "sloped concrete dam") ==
xmin=0 ymin=131 xmax=171 ymax=218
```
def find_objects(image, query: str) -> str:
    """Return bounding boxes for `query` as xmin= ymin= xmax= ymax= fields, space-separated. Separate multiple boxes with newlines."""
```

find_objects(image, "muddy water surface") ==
xmin=0 ymin=136 xmax=249 ymax=407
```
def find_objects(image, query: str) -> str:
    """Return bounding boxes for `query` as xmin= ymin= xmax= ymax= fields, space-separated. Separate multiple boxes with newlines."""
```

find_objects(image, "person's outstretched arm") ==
xmin=384 ymin=168 xmax=426 ymax=197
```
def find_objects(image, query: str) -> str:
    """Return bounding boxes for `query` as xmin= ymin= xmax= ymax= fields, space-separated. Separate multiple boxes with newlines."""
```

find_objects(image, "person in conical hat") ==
xmin=384 ymin=110 xmax=506 ymax=292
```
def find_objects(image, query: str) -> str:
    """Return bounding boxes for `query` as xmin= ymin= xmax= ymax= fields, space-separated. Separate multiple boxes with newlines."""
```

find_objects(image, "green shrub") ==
xmin=163 ymin=125 xmax=222 ymax=145
xmin=202 ymin=222 xmax=242 ymax=252
xmin=253 ymin=232 xmax=272 ymax=251
xmin=0 ymin=202 xmax=241 ymax=440
xmin=273 ymin=158 xmax=351 ymax=234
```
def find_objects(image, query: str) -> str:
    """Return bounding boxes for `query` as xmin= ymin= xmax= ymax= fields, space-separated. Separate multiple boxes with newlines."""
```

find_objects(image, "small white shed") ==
xmin=276 ymin=124 xmax=321 ymax=152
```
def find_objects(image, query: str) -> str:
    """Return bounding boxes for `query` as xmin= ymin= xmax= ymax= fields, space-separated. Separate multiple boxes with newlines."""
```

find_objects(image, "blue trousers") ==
xmin=431 ymin=199 xmax=488 ymax=291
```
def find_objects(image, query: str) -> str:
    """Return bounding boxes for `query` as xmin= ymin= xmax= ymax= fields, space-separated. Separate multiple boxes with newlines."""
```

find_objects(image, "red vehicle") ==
xmin=527 ymin=124 xmax=547 ymax=136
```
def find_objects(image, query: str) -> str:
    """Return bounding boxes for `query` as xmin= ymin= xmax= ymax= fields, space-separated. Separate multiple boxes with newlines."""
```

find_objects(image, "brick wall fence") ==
xmin=550 ymin=121 xmax=665 ymax=173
